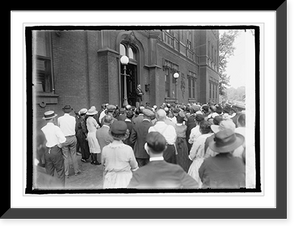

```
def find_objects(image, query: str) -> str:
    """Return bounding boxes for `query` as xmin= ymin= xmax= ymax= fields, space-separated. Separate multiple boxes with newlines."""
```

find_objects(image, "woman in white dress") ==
xmin=101 ymin=120 xmax=138 ymax=189
xmin=86 ymin=107 xmax=101 ymax=165
xmin=188 ymin=121 xmax=213 ymax=188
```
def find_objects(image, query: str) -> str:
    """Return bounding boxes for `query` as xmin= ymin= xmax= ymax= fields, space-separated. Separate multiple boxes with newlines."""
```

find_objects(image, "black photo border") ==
xmin=4 ymin=1 xmax=287 ymax=219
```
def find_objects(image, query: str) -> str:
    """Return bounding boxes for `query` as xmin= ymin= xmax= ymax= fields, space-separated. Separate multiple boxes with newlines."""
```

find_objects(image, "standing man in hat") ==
xmin=75 ymin=108 xmax=90 ymax=163
xmin=58 ymin=105 xmax=81 ymax=177
xmin=199 ymin=129 xmax=246 ymax=189
xmin=136 ymin=84 xmax=144 ymax=108
xmin=41 ymin=110 xmax=66 ymax=188
xmin=129 ymin=108 xmax=154 ymax=167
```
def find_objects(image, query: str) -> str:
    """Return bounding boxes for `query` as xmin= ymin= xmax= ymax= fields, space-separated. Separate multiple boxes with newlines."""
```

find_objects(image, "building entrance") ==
xmin=121 ymin=63 xmax=138 ymax=107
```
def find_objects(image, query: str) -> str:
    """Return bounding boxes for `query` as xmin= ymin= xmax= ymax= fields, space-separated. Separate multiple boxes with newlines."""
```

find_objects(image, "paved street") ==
xmin=64 ymin=153 xmax=104 ymax=189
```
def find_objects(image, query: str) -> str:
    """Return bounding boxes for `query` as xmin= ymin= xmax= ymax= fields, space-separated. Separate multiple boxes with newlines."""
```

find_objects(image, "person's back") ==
xmin=128 ymin=131 xmax=198 ymax=189
xmin=199 ymin=129 xmax=246 ymax=189
xmin=128 ymin=159 xmax=197 ymax=189
xmin=199 ymin=154 xmax=245 ymax=188
xmin=96 ymin=115 xmax=114 ymax=150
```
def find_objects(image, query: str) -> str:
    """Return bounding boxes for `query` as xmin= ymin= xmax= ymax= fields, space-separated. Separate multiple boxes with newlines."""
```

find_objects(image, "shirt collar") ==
xmin=102 ymin=124 xmax=110 ymax=128
xmin=149 ymin=156 xmax=164 ymax=161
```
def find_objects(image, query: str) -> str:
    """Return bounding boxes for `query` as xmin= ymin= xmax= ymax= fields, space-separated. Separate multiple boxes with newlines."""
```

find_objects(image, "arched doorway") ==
xmin=120 ymin=43 xmax=138 ymax=107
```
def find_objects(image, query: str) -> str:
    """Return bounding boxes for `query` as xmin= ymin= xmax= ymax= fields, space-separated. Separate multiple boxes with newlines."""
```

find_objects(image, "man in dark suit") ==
xmin=124 ymin=110 xmax=134 ymax=148
xmin=128 ymin=132 xmax=198 ymax=189
xmin=129 ymin=109 xmax=154 ymax=167
xmin=136 ymin=84 xmax=144 ymax=108
xmin=132 ymin=106 xmax=144 ymax=125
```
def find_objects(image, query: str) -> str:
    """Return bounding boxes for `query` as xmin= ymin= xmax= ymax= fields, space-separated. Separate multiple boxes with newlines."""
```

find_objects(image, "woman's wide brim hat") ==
xmin=208 ymin=128 xmax=244 ymax=153
xmin=79 ymin=108 xmax=88 ymax=115
xmin=86 ymin=107 xmax=98 ymax=115
xmin=42 ymin=110 xmax=57 ymax=120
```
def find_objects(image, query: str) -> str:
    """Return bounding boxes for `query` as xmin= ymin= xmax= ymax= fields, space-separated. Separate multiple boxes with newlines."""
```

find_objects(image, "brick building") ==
xmin=32 ymin=29 xmax=219 ymax=131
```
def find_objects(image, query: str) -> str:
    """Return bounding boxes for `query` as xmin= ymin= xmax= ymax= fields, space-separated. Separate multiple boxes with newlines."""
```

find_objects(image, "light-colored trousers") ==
xmin=61 ymin=135 xmax=79 ymax=176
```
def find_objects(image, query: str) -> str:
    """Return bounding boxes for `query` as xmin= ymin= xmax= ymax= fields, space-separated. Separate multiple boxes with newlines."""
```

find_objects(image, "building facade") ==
xmin=32 ymin=29 xmax=219 ymax=130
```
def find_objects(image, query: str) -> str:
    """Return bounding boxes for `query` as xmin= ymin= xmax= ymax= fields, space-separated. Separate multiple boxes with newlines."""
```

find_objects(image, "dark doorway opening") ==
xmin=121 ymin=63 xmax=137 ymax=107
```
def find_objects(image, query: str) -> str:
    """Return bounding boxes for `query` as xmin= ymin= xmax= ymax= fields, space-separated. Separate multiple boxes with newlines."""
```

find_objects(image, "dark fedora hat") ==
xmin=209 ymin=128 xmax=244 ymax=153
xmin=62 ymin=105 xmax=73 ymax=113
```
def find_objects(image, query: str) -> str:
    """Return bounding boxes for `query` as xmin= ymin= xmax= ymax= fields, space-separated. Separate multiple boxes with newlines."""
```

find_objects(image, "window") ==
xmin=192 ymin=78 xmax=195 ymax=98
xmin=187 ymin=31 xmax=192 ymax=49
xmin=188 ymin=71 xmax=196 ymax=99
xmin=165 ymin=68 xmax=170 ymax=98
xmin=33 ymin=31 xmax=53 ymax=93
xmin=208 ymin=40 xmax=211 ymax=58
xmin=163 ymin=59 xmax=179 ymax=99
xmin=120 ymin=44 xmax=126 ymax=56
xmin=180 ymin=30 xmax=186 ymax=44
xmin=120 ymin=43 xmax=137 ymax=61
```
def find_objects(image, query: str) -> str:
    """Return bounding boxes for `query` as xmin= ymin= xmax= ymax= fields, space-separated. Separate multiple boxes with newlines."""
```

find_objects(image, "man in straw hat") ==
xmin=40 ymin=110 xmax=66 ymax=188
xmin=128 ymin=131 xmax=198 ymax=189
xmin=199 ymin=129 xmax=246 ymax=189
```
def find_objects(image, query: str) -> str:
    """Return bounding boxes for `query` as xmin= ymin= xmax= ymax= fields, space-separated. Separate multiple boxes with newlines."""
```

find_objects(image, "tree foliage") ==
xmin=226 ymin=86 xmax=245 ymax=102
xmin=218 ymin=30 xmax=240 ymax=96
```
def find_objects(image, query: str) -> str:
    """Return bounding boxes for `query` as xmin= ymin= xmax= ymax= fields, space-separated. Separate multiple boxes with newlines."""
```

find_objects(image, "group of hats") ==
xmin=42 ymin=104 xmax=73 ymax=120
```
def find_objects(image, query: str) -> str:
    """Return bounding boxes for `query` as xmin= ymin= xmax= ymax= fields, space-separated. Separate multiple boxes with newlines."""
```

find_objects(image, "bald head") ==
xmin=156 ymin=109 xmax=166 ymax=121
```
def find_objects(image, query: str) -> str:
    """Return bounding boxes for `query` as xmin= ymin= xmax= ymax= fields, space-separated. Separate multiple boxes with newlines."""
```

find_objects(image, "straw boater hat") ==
xmin=42 ymin=110 xmax=57 ymax=120
xmin=86 ymin=107 xmax=98 ymax=116
xmin=208 ymin=128 xmax=244 ymax=153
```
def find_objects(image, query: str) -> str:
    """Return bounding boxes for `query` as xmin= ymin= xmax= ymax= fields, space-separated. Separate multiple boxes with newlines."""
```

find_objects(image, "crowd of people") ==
xmin=35 ymin=100 xmax=255 ymax=190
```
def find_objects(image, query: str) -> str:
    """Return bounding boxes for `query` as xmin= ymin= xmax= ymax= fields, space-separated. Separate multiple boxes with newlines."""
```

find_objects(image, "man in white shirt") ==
xmin=148 ymin=109 xmax=177 ymax=164
xmin=41 ymin=110 xmax=66 ymax=188
xmin=57 ymin=105 xmax=80 ymax=178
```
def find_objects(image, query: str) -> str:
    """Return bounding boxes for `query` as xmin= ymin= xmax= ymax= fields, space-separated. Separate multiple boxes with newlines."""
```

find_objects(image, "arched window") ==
xmin=120 ymin=43 xmax=137 ymax=61
xmin=128 ymin=47 xmax=135 ymax=59
xmin=120 ymin=43 xmax=126 ymax=56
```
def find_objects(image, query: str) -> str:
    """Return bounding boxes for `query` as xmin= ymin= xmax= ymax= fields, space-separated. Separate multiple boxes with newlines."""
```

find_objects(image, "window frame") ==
xmin=33 ymin=31 xmax=54 ymax=94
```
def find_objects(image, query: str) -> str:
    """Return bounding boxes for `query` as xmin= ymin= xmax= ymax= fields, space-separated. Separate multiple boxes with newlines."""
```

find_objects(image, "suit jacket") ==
xmin=128 ymin=160 xmax=198 ymax=189
xmin=136 ymin=87 xmax=144 ymax=101
xmin=124 ymin=119 xmax=134 ymax=147
xmin=199 ymin=153 xmax=245 ymax=189
xmin=129 ymin=119 xmax=152 ymax=159
xmin=132 ymin=114 xmax=144 ymax=125
xmin=96 ymin=125 xmax=113 ymax=150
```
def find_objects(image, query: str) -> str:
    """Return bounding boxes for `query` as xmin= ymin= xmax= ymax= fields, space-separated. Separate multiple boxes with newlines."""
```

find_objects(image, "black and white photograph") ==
xmin=28 ymin=27 xmax=259 ymax=193
xmin=6 ymin=6 xmax=289 ymax=222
